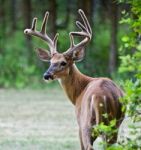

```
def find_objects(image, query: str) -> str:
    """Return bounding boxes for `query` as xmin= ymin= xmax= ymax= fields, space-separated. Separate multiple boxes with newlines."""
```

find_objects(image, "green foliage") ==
xmin=91 ymin=0 xmax=141 ymax=149
xmin=92 ymin=119 xmax=117 ymax=143
xmin=89 ymin=23 xmax=110 ymax=76
xmin=118 ymin=0 xmax=141 ymax=149
xmin=0 ymin=31 xmax=43 ymax=88
xmin=119 ymin=0 xmax=141 ymax=117
xmin=120 ymin=80 xmax=141 ymax=117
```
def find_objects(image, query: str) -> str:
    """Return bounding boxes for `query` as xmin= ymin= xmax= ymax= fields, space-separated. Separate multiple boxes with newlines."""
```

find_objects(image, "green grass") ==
xmin=0 ymin=87 xmax=79 ymax=150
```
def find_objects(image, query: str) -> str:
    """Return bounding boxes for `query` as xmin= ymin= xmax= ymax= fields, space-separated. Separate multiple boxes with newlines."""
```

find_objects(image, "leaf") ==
xmin=122 ymin=36 xmax=130 ymax=42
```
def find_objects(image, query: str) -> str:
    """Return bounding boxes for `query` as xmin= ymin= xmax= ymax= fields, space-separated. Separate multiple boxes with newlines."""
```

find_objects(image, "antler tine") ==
xmin=76 ymin=21 xmax=87 ymax=32
xmin=64 ymin=9 xmax=92 ymax=55
xmin=24 ymin=17 xmax=37 ymax=34
xmin=41 ymin=11 xmax=49 ymax=34
xmin=70 ymin=31 xmax=90 ymax=48
xmin=31 ymin=18 xmax=37 ymax=31
xmin=53 ymin=33 xmax=59 ymax=51
xmin=78 ymin=9 xmax=92 ymax=36
xmin=24 ymin=11 xmax=59 ymax=56
xmin=70 ymin=31 xmax=90 ymax=37
xmin=69 ymin=33 xmax=75 ymax=48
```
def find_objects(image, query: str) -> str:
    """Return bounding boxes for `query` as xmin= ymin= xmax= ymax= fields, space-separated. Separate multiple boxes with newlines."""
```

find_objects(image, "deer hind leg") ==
xmin=80 ymin=102 xmax=96 ymax=149
xmin=91 ymin=95 xmax=109 ymax=149
xmin=92 ymin=95 xmax=105 ymax=124
xmin=92 ymin=95 xmax=119 ymax=147
xmin=81 ymin=126 xmax=94 ymax=150
xmin=79 ymin=129 xmax=94 ymax=150
xmin=79 ymin=129 xmax=85 ymax=150
xmin=80 ymin=95 xmax=104 ymax=150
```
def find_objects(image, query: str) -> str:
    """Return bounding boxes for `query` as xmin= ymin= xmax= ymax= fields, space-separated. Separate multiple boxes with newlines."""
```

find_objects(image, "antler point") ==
xmin=78 ymin=9 xmax=83 ymax=14
xmin=24 ymin=29 xmax=29 ymax=34
xmin=76 ymin=21 xmax=79 ymax=24
xmin=45 ymin=11 xmax=49 ymax=16
xmin=78 ymin=9 xmax=82 ymax=12
xmin=33 ymin=17 xmax=37 ymax=21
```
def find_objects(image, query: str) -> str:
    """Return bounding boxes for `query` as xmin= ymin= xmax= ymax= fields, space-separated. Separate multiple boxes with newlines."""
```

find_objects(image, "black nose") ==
xmin=43 ymin=73 xmax=53 ymax=80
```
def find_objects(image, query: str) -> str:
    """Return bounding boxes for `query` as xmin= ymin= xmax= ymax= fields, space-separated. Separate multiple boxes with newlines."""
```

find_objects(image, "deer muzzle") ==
xmin=43 ymin=72 xmax=54 ymax=80
xmin=43 ymin=65 xmax=55 ymax=80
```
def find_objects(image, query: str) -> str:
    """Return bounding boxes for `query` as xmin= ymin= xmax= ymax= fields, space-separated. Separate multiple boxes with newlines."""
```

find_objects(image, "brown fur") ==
xmin=59 ymin=64 xmax=124 ymax=150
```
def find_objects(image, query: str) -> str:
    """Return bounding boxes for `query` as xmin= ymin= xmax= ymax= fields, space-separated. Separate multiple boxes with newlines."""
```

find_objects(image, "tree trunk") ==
xmin=57 ymin=0 xmax=71 ymax=29
xmin=48 ymin=0 xmax=57 ymax=38
xmin=11 ymin=0 xmax=17 ymax=31
xmin=0 ymin=0 xmax=6 ymax=51
xmin=77 ymin=0 xmax=94 ymax=25
xmin=22 ymin=0 xmax=32 ymax=50
xmin=108 ymin=0 xmax=118 ymax=75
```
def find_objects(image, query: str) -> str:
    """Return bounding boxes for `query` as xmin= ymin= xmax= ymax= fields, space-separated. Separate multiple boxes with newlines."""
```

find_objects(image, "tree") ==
xmin=118 ymin=0 xmax=141 ymax=148
xmin=0 ymin=0 xmax=6 ymax=50
xmin=108 ymin=0 xmax=118 ymax=74
xmin=11 ymin=0 xmax=17 ymax=31
xmin=119 ymin=0 xmax=141 ymax=116
xmin=100 ymin=0 xmax=119 ymax=75
xmin=22 ymin=0 xmax=32 ymax=50
xmin=48 ymin=0 xmax=57 ymax=38
xmin=77 ymin=0 xmax=94 ymax=25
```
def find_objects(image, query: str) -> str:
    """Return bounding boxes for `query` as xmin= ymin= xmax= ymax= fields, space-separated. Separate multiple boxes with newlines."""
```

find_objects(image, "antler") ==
xmin=65 ymin=9 xmax=92 ymax=55
xmin=24 ymin=12 xmax=59 ymax=56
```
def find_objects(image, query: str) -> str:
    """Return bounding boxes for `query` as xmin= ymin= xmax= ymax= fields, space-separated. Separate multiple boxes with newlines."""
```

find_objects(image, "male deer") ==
xmin=24 ymin=9 xmax=124 ymax=150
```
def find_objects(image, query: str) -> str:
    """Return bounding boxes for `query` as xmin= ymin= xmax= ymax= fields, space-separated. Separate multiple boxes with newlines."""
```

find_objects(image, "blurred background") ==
xmin=0 ymin=0 xmax=129 ymax=88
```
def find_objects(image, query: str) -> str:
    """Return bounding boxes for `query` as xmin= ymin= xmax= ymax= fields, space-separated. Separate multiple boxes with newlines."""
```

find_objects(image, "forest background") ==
xmin=0 ymin=0 xmax=134 ymax=88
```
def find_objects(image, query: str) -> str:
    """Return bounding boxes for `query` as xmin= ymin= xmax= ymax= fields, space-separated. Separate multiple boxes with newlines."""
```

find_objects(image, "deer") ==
xmin=24 ymin=9 xmax=124 ymax=150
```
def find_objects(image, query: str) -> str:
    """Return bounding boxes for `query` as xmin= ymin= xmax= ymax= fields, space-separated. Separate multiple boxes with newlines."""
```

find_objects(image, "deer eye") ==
xmin=60 ymin=61 xmax=67 ymax=66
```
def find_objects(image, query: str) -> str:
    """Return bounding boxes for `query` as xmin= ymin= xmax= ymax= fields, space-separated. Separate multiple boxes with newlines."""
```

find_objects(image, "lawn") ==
xmin=0 ymin=87 xmax=79 ymax=150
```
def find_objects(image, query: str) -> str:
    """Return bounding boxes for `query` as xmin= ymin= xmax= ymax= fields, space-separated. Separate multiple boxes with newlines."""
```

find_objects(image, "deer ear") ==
xmin=72 ymin=47 xmax=85 ymax=62
xmin=35 ymin=48 xmax=51 ymax=62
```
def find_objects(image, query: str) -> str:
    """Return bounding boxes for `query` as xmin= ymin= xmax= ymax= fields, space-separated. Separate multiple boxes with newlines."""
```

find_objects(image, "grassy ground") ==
xmin=0 ymin=87 xmax=79 ymax=150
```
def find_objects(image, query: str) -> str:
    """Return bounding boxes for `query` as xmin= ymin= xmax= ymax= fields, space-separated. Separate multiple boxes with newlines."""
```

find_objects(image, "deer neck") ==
xmin=58 ymin=64 xmax=93 ymax=105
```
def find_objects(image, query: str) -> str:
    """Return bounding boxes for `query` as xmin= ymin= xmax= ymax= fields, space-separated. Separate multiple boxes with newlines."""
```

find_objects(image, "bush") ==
xmin=91 ymin=0 xmax=141 ymax=149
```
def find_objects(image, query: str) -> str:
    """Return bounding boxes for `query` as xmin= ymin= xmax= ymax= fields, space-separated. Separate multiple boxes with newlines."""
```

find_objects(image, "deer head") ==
xmin=24 ymin=9 xmax=92 ymax=81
